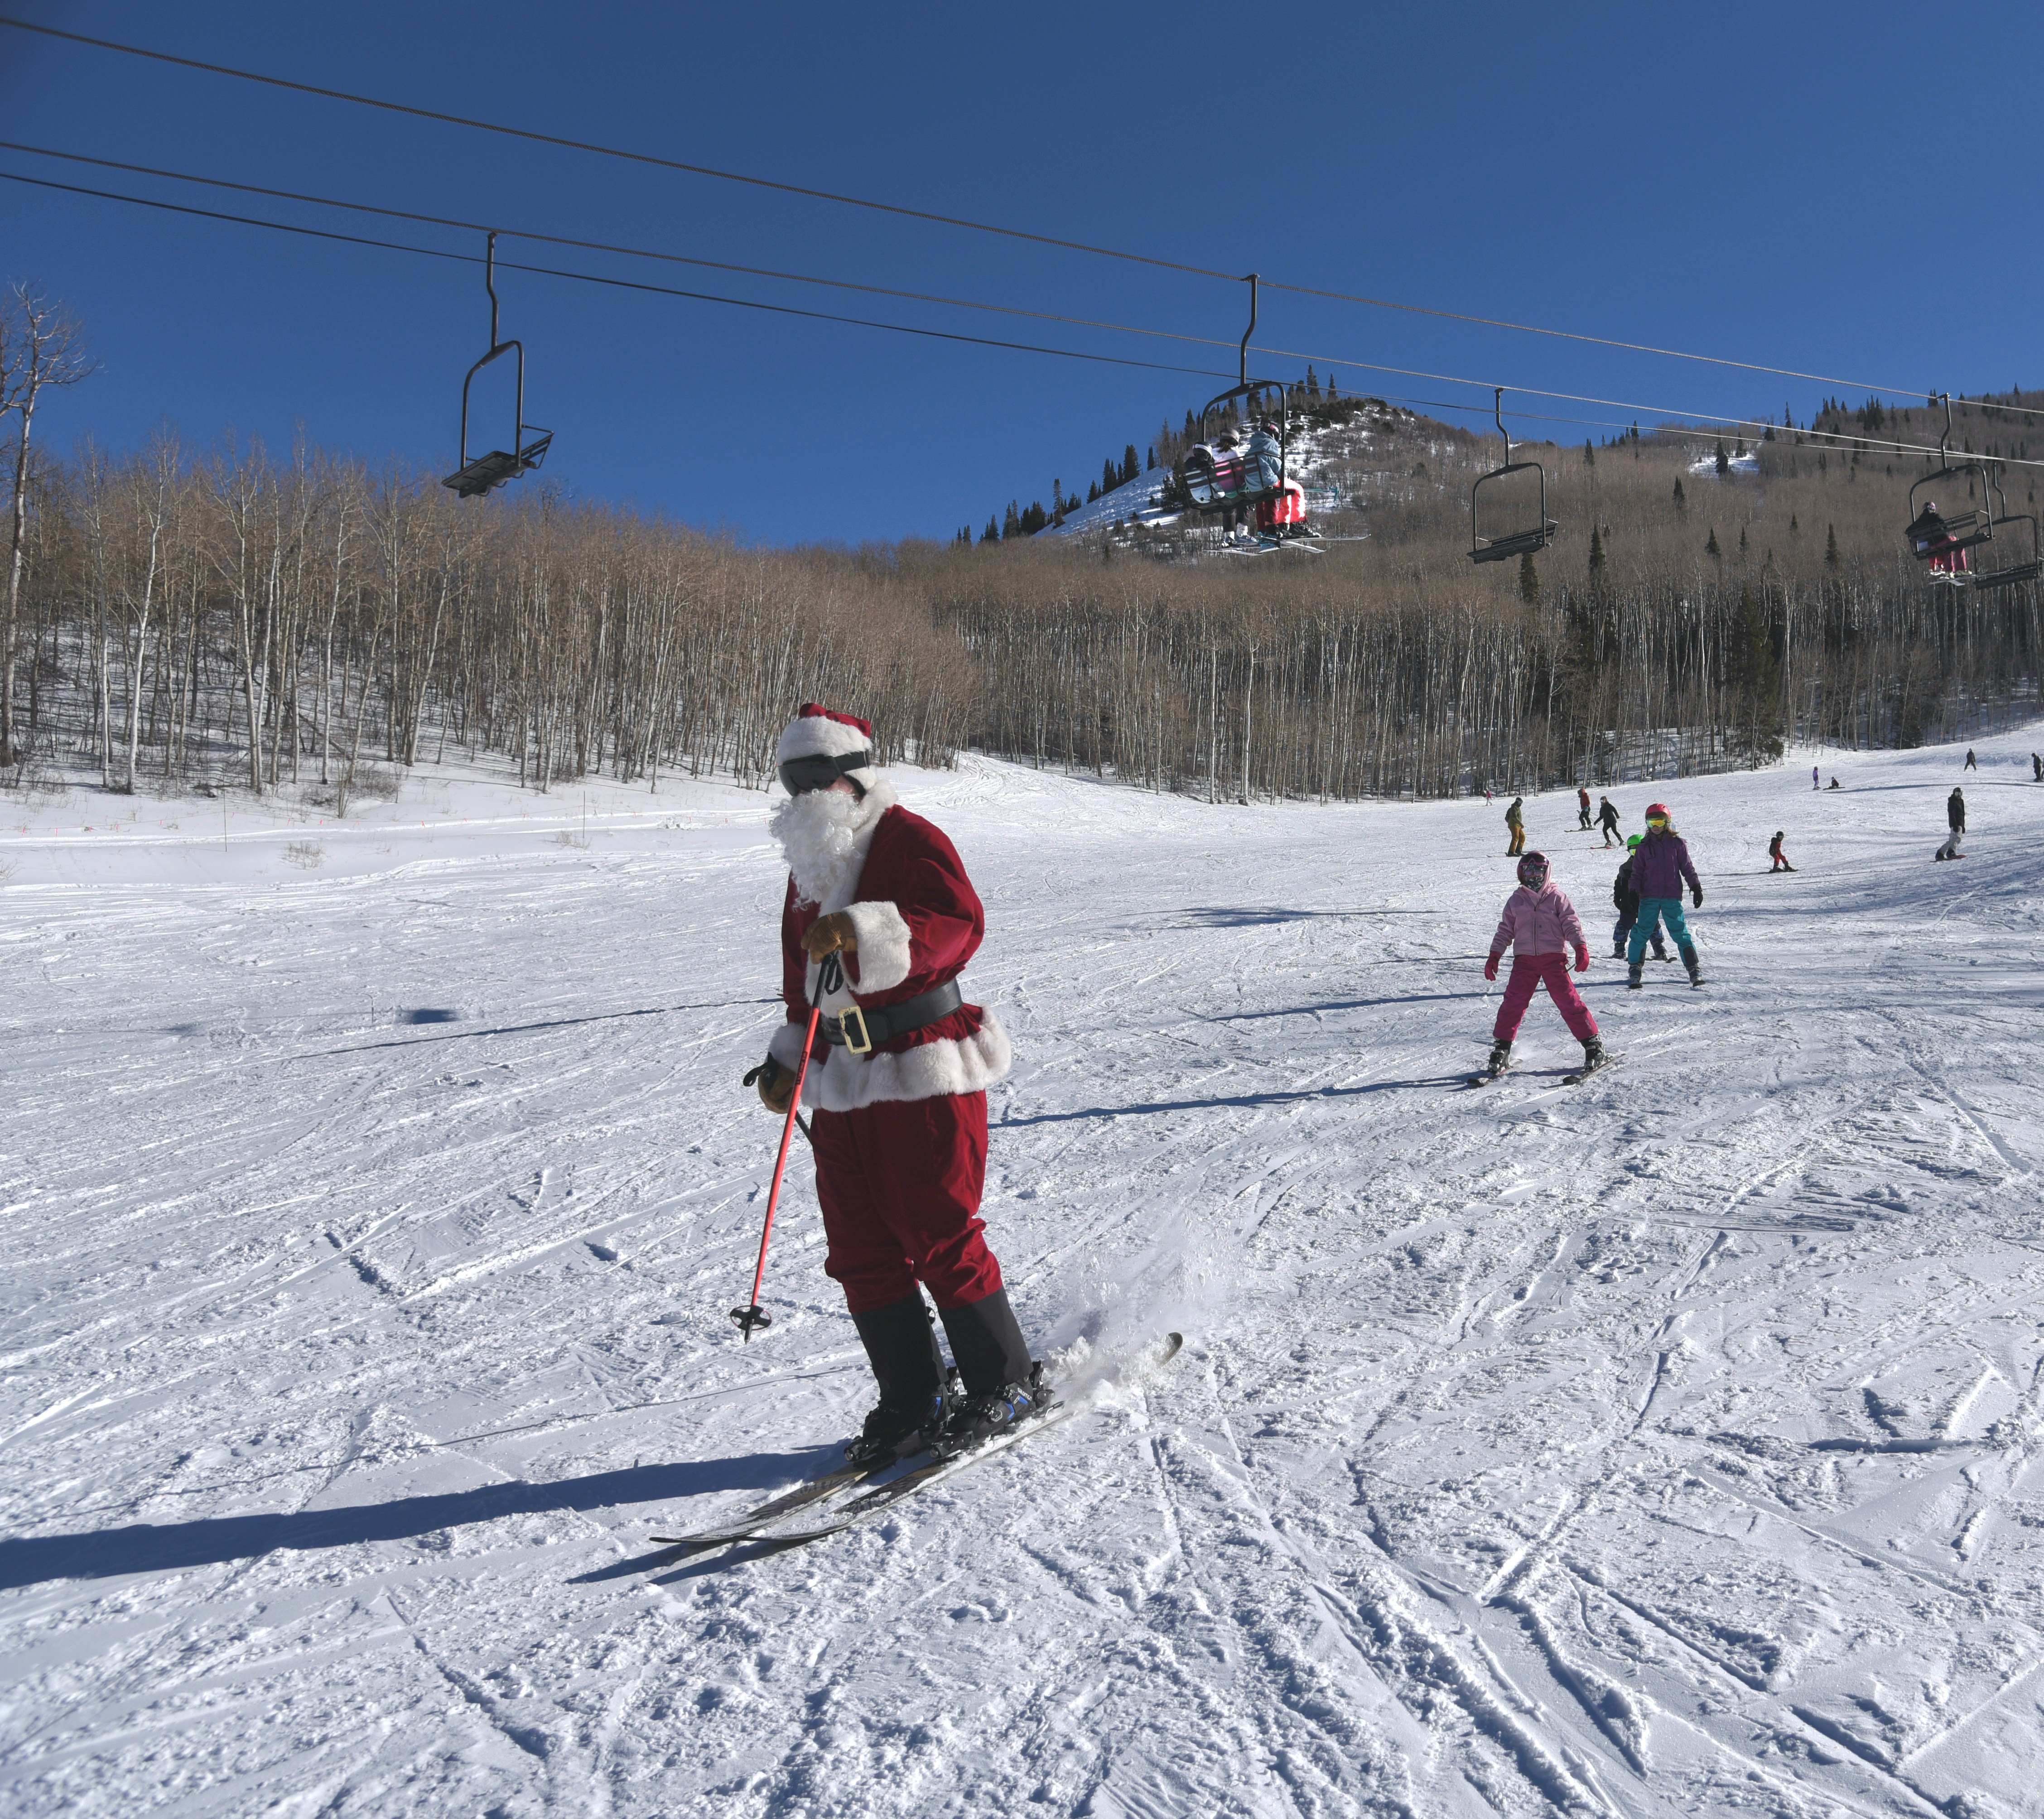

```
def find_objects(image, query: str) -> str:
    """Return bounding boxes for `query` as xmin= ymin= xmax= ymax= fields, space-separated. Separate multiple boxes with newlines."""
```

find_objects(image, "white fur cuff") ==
xmin=800 ymin=1013 xmax=1013 ymax=1113
xmin=844 ymin=900 xmax=913 ymax=992
xmin=768 ymin=1022 xmax=810 ymax=1072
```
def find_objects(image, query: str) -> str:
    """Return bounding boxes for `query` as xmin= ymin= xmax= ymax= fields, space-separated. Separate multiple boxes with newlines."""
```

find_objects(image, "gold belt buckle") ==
xmin=838 ymin=1005 xmax=873 ymax=1055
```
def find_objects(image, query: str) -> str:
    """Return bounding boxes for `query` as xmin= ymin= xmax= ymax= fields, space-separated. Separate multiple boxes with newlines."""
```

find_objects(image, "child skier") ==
xmin=1482 ymin=851 xmax=1604 ymax=1079
xmin=1626 ymin=802 xmax=1704 ymax=988
xmin=1768 ymin=830 xmax=1795 ymax=872
xmin=1612 ymin=834 xmax=1671 ymax=960
xmin=1597 ymin=795 xmax=1621 ymax=846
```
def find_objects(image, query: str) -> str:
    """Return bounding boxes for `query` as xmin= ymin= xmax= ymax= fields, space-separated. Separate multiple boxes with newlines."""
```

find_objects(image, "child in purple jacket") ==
xmin=1482 ymin=851 xmax=1604 ymax=1079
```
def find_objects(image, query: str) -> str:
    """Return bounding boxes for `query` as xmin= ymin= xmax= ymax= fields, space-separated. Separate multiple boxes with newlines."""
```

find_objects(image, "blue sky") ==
xmin=3 ymin=1 xmax=2039 ymax=545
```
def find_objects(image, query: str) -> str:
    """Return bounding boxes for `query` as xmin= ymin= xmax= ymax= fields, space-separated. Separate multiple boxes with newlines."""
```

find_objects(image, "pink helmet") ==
xmin=1516 ymin=851 xmax=1549 ymax=888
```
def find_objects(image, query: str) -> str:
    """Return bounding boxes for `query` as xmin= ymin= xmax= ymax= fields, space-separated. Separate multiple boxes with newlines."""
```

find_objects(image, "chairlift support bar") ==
xmin=1906 ymin=392 xmax=1992 ymax=560
xmin=442 ymin=230 xmax=554 ymax=499
xmin=1469 ymin=387 xmax=1558 ymax=564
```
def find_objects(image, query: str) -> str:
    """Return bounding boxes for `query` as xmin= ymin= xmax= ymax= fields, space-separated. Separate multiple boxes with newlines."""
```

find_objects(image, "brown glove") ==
xmin=752 ymin=1057 xmax=795 ymax=1115
xmin=802 ymin=911 xmax=858 ymax=960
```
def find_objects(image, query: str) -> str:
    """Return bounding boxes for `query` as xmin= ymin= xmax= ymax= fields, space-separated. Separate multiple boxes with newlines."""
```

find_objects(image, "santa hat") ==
xmin=777 ymin=703 xmax=878 ymax=792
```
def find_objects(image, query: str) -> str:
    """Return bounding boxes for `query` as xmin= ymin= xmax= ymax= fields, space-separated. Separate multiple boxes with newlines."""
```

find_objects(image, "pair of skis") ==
xmin=1467 ymin=1051 xmax=1619 ymax=1090
xmin=651 ymin=1333 xmax=1184 ymax=1554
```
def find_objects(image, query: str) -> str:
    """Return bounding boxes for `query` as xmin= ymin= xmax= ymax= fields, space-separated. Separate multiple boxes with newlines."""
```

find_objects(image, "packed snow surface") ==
xmin=5 ymin=734 xmax=2044 ymax=1816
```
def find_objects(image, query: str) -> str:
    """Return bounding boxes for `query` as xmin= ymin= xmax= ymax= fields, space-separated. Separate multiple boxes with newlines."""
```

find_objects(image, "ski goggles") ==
xmin=1644 ymin=813 xmax=1669 ymax=828
xmin=777 ymin=750 xmax=872 ymax=795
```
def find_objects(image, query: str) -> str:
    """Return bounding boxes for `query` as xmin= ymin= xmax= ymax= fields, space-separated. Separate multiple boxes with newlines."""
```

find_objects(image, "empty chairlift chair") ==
xmin=1469 ymin=388 xmax=1558 ymax=564
xmin=442 ymin=231 xmax=554 ymax=500
xmin=1971 ymin=470 xmax=2042 ymax=592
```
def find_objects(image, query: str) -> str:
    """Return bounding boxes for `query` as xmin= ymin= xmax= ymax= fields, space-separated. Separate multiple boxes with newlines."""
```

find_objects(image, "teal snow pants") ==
xmin=1627 ymin=896 xmax=1692 ymax=964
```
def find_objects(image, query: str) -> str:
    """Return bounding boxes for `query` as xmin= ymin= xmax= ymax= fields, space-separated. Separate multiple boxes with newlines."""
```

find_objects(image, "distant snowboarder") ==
xmin=1626 ymin=803 xmax=1704 ymax=988
xmin=752 ymin=703 xmax=1042 ymax=1470
xmin=1576 ymin=787 xmax=1592 ymax=830
xmin=1949 ymin=785 xmax=1967 ymax=836
xmin=1505 ymin=795 xmax=1526 ymax=857
xmin=1828 ymin=776 xmax=1842 ymax=790
xmin=1597 ymin=795 xmax=1621 ymax=846
xmin=1965 ymin=748 xmax=1978 ymax=772
xmin=1768 ymin=831 xmax=1795 ymax=872
xmin=1482 ymin=851 xmax=1603 ymax=1079
xmin=1612 ymin=835 xmax=1671 ymax=961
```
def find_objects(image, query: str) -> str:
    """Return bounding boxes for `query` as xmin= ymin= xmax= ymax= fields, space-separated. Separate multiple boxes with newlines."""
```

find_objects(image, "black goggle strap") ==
xmin=777 ymin=749 xmax=873 ymax=794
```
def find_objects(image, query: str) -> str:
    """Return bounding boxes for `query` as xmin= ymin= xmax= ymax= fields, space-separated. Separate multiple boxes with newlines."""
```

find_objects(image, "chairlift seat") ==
xmin=1472 ymin=521 xmax=1558 ymax=564
xmin=1972 ymin=560 xmax=2042 ymax=591
xmin=441 ymin=431 xmax=553 ymax=500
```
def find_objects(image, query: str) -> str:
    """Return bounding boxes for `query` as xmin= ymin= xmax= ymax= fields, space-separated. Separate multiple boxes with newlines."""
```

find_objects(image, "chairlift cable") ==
xmin=7 ymin=14 xmax=2042 ymax=424
xmin=8 ymin=165 xmax=2043 ymax=475
xmin=0 ymin=168 xmax=1232 ymax=384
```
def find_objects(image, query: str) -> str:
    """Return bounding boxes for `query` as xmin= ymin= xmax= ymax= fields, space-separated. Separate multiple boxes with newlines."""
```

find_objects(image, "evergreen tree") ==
xmin=1122 ymin=444 xmax=1141 ymax=486
xmin=1326 ymin=377 xmax=1338 ymax=401
xmin=1715 ymin=438 xmax=1730 ymax=476
xmin=1825 ymin=523 xmax=1841 ymax=569
xmin=1789 ymin=513 xmax=1799 ymax=534
xmin=1706 ymin=526 xmax=1721 ymax=559
xmin=1583 ymin=439 xmax=1595 ymax=467
xmin=1002 ymin=501 xmax=1020 ymax=539
xmin=1051 ymin=478 xmax=1064 ymax=515
xmin=1518 ymin=552 xmax=1540 ymax=604
xmin=1147 ymin=447 xmax=1157 ymax=471
xmin=1673 ymin=476 xmax=1687 ymax=514
xmin=1101 ymin=457 xmax=1118 ymax=496
xmin=1087 ymin=480 xmax=1099 ymax=504
xmin=1587 ymin=523 xmax=1605 ymax=579
xmin=981 ymin=516 xmax=999 ymax=544
xmin=1738 ymin=525 xmax=1749 ymax=558
xmin=1306 ymin=365 xmax=1320 ymax=399
xmin=1020 ymin=501 xmax=1048 ymax=536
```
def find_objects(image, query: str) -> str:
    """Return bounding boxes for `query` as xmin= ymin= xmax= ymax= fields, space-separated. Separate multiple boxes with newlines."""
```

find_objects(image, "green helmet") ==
xmin=1626 ymin=834 xmax=1643 ymax=851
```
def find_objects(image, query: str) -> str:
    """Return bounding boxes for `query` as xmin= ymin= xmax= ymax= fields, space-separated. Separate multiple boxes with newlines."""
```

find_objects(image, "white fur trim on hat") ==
xmin=842 ymin=900 xmax=913 ymax=993
xmin=778 ymin=709 xmax=874 ymax=765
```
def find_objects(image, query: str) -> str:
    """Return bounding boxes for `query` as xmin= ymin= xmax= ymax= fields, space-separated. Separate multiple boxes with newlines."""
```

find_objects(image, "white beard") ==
xmin=771 ymin=787 xmax=864 ymax=908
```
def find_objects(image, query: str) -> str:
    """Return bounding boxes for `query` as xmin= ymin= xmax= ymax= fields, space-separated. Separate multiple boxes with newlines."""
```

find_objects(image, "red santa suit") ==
xmin=767 ymin=764 xmax=1012 ymax=1318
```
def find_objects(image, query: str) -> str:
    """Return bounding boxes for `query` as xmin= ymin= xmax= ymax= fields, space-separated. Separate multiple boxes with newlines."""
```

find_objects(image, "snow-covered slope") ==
xmin=6 ymin=734 xmax=2044 ymax=1816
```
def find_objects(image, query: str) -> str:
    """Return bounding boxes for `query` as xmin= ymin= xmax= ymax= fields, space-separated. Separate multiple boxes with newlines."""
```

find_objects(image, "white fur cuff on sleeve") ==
xmin=844 ymin=900 xmax=914 ymax=993
xmin=768 ymin=1022 xmax=810 ymax=1072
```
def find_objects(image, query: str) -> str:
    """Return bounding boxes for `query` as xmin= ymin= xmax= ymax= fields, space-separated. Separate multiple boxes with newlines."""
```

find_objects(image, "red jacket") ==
xmin=767 ymin=784 xmax=1011 ymax=1113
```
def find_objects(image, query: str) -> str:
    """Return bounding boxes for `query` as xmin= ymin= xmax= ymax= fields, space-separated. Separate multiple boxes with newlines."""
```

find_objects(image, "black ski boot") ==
xmin=844 ymin=1294 xmax=949 ymax=1471
xmin=1626 ymin=962 xmax=1644 ymax=991
xmin=938 ymin=1288 xmax=1046 ymax=1452
xmin=1652 ymin=939 xmax=1673 ymax=961
xmin=1485 ymin=1039 xmax=1512 ymax=1078
xmin=944 ymin=1361 xmax=1052 ymax=1452
xmin=1610 ymin=938 xmax=1626 ymax=959
xmin=1680 ymin=943 xmax=1704 ymax=987
xmin=1579 ymin=1037 xmax=1607 ymax=1073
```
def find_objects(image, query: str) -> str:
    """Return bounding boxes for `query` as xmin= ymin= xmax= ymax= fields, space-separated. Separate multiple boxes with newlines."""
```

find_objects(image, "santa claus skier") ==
xmin=750 ymin=704 xmax=1045 ymax=1470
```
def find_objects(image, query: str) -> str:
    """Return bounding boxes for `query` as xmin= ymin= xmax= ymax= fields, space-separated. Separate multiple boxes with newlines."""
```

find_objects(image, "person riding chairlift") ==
xmin=1246 ymin=417 xmax=1285 ymax=494
xmin=1908 ymin=500 xmax=1972 ymax=582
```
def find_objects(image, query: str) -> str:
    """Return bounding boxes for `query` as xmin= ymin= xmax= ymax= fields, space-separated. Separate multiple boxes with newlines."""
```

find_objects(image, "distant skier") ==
xmin=1812 ymin=765 xmax=1820 ymax=791
xmin=751 ymin=703 xmax=1041 ymax=1469
xmin=1612 ymin=835 xmax=1671 ymax=962
xmin=1597 ymin=795 xmax=1621 ymax=846
xmin=1505 ymin=795 xmax=1526 ymax=857
xmin=1576 ymin=787 xmax=1592 ymax=830
xmin=2033 ymin=752 xmax=2041 ymax=782
xmin=1626 ymin=802 xmax=1704 ymax=988
xmin=1965 ymin=748 xmax=1978 ymax=772
xmin=1482 ymin=851 xmax=1603 ymax=1079
xmin=1768 ymin=831 xmax=1795 ymax=872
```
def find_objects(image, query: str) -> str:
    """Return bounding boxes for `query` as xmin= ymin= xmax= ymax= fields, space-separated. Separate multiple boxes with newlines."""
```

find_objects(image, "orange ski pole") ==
xmin=730 ymin=1001 xmax=824 ymax=1341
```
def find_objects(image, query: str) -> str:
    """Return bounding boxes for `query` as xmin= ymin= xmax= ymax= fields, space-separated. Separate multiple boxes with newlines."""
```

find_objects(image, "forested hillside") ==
xmin=4 ymin=378 xmax=2038 ymax=807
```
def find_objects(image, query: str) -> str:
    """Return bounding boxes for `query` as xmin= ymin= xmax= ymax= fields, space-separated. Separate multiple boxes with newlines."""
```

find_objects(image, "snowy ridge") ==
xmin=5 ymin=733 xmax=2044 ymax=1814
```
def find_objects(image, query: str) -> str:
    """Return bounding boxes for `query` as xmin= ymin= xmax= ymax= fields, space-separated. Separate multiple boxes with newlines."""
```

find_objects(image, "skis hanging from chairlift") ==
xmin=1904 ymin=393 xmax=1991 ymax=586
xmin=442 ymin=231 xmax=554 ymax=500
xmin=1469 ymin=388 xmax=1557 ymax=564
xmin=1176 ymin=275 xmax=1320 ymax=553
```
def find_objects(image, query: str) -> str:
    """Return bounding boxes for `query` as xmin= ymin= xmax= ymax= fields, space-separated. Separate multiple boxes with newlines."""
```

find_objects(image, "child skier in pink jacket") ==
xmin=1481 ymin=851 xmax=1604 ymax=1079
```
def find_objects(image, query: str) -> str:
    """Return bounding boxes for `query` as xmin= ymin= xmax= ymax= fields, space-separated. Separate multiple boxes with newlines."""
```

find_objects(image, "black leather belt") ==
xmin=822 ymin=980 xmax=964 ymax=1054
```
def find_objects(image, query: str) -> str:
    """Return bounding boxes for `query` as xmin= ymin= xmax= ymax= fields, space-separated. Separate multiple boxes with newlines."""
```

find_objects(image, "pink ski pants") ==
xmin=1492 ymin=953 xmax=1599 ymax=1044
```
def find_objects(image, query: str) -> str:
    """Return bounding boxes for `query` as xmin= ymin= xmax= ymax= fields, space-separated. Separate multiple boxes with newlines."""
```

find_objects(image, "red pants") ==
xmin=1493 ymin=953 xmax=1598 ymax=1044
xmin=810 ymin=1091 xmax=1003 ymax=1314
